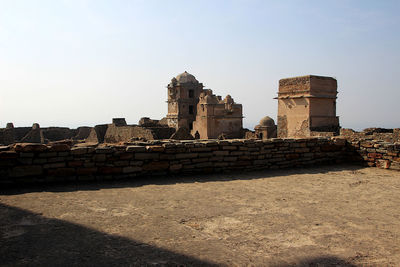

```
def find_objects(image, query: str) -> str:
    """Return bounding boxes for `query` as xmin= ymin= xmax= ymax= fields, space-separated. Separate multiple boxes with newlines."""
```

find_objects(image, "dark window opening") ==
xmin=189 ymin=105 xmax=194 ymax=114
xmin=189 ymin=90 xmax=194 ymax=98
xmin=189 ymin=122 xmax=193 ymax=130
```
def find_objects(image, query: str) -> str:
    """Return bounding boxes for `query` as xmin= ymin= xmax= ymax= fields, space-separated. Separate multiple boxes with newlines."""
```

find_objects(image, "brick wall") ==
xmin=0 ymin=138 xmax=347 ymax=185
xmin=346 ymin=139 xmax=400 ymax=171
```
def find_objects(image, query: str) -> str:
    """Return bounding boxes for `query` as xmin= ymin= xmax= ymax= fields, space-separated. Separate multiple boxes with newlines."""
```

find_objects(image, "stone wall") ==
xmin=0 ymin=126 xmax=90 ymax=145
xmin=341 ymin=128 xmax=400 ymax=143
xmin=345 ymin=138 xmax=400 ymax=171
xmin=0 ymin=137 xmax=347 ymax=185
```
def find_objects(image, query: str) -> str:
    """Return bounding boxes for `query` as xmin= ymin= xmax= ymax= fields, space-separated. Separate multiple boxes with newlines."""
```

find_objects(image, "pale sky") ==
xmin=1 ymin=0 xmax=399 ymax=130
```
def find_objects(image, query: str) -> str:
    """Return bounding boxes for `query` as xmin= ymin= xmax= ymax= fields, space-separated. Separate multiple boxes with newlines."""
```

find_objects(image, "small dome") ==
xmin=259 ymin=116 xmax=275 ymax=127
xmin=175 ymin=71 xmax=198 ymax=84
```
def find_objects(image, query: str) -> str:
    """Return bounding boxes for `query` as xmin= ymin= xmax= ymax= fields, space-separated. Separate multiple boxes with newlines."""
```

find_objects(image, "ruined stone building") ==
xmin=254 ymin=116 xmax=277 ymax=139
xmin=276 ymin=75 xmax=339 ymax=138
xmin=166 ymin=72 xmax=204 ymax=131
xmin=166 ymin=72 xmax=243 ymax=139
xmin=0 ymin=123 xmax=91 ymax=145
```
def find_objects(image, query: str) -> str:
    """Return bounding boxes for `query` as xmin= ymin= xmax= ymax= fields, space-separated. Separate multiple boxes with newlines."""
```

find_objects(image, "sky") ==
xmin=0 ymin=0 xmax=399 ymax=131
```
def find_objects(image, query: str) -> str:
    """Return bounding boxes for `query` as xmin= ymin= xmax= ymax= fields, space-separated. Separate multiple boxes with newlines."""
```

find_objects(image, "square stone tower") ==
xmin=166 ymin=71 xmax=204 ymax=131
xmin=276 ymin=75 xmax=339 ymax=138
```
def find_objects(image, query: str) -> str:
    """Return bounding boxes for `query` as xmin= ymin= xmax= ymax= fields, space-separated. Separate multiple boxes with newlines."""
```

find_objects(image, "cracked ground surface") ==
xmin=1 ymin=164 xmax=400 ymax=266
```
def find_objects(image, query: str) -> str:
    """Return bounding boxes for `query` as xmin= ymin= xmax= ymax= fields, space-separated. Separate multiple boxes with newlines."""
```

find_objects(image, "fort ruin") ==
xmin=1 ymin=73 xmax=400 ymax=267
xmin=0 ymin=72 xmax=399 ymax=183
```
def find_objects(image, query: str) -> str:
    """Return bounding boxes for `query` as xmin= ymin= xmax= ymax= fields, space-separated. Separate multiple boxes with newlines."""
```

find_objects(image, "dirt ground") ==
xmin=1 ymin=164 xmax=400 ymax=266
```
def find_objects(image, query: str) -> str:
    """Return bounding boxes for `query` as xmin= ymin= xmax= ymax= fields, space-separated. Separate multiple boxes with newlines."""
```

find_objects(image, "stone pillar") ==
xmin=276 ymin=75 xmax=339 ymax=138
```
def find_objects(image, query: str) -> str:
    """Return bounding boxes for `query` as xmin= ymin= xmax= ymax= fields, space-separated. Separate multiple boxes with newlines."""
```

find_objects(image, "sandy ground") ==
xmin=1 ymin=164 xmax=400 ymax=266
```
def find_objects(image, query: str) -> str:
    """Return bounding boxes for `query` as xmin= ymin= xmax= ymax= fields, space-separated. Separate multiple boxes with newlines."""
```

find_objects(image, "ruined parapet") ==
xmin=112 ymin=118 xmax=127 ymax=127
xmin=73 ymin=127 xmax=91 ymax=140
xmin=139 ymin=117 xmax=160 ymax=127
xmin=20 ymin=123 xmax=45 ymax=143
xmin=340 ymin=127 xmax=400 ymax=143
xmin=276 ymin=75 xmax=339 ymax=138
xmin=103 ymin=124 xmax=156 ymax=143
xmin=170 ymin=127 xmax=194 ymax=140
xmin=86 ymin=124 xmax=109 ymax=143
xmin=42 ymin=127 xmax=75 ymax=142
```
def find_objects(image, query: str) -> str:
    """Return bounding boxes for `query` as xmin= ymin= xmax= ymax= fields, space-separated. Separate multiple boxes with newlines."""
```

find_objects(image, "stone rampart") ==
xmin=345 ymin=138 xmax=400 ymax=171
xmin=0 ymin=137 xmax=347 ymax=185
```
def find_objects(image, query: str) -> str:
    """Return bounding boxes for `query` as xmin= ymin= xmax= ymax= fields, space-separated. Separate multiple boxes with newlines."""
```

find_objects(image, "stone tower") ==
xmin=276 ymin=75 xmax=339 ymax=138
xmin=166 ymin=71 xmax=204 ymax=130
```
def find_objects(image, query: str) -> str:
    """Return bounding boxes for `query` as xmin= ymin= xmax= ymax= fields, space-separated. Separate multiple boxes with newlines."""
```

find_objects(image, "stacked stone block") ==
xmin=0 ymin=138 xmax=347 ymax=185
xmin=346 ymin=139 xmax=400 ymax=170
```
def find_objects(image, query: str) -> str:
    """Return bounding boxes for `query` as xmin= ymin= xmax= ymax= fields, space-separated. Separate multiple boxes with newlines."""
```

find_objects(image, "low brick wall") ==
xmin=346 ymin=139 xmax=400 ymax=171
xmin=0 ymin=138 xmax=347 ymax=185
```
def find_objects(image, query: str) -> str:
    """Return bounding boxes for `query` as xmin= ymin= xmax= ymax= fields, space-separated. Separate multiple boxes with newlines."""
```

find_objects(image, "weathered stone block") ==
xmin=211 ymin=156 xmax=224 ymax=162
xmin=99 ymin=166 xmax=122 ymax=174
xmin=47 ymin=157 xmax=66 ymax=163
xmin=176 ymin=153 xmax=198 ymax=159
xmin=146 ymin=145 xmax=165 ymax=152
xmin=47 ymin=168 xmax=75 ymax=176
xmin=160 ymin=154 xmax=176 ymax=160
xmin=114 ymin=160 xmax=130 ymax=167
xmin=39 ymin=152 xmax=57 ymax=158
xmin=0 ymin=151 xmax=18 ymax=159
xmin=213 ymin=162 xmax=229 ymax=167
xmin=143 ymin=161 xmax=169 ymax=171
xmin=376 ymin=160 xmax=390 ymax=169
xmin=222 ymin=146 xmax=237 ymax=151
xmin=198 ymin=152 xmax=213 ymax=158
xmin=68 ymin=161 xmax=84 ymax=167
xmin=170 ymin=164 xmax=183 ymax=171
xmin=367 ymin=153 xmax=382 ymax=159
xmin=58 ymin=152 xmax=70 ymax=157
xmin=389 ymin=162 xmax=400 ymax=170
xmin=95 ymin=147 xmax=115 ymax=154
xmin=14 ymin=143 xmax=48 ymax=152
xmin=294 ymin=148 xmax=310 ymax=153
xmin=44 ymin=162 xmax=66 ymax=169
xmin=10 ymin=165 xmax=43 ymax=177
xmin=93 ymin=154 xmax=107 ymax=162
xmin=49 ymin=144 xmax=71 ymax=152
xmin=195 ymin=162 xmax=213 ymax=168
xmin=122 ymin=166 xmax=142 ymax=173
xmin=119 ymin=153 xmax=134 ymax=160
xmin=17 ymin=158 xmax=32 ymax=165
xmin=190 ymin=147 xmax=212 ymax=152
xmin=213 ymin=151 xmax=229 ymax=156
xmin=285 ymin=153 xmax=300 ymax=160
xmin=126 ymin=146 xmax=146 ymax=152
xmin=71 ymin=147 xmax=88 ymax=155
xmin=192 ymin=158 xmax=209 ymax=163
xmin=135 ymin=153 xmax=159 ymax=160
xmin=224 ymin=157 xmax=237 ymax=162
xmin=20 ymin=152 xmax=34 ymax=158
xmin=320 ymin=145 xmax=340 ymax=152
xmin=33 ymin=158 xmax=47 ymax=164
xmin=129 ymin=160 xmax=144 ymax=166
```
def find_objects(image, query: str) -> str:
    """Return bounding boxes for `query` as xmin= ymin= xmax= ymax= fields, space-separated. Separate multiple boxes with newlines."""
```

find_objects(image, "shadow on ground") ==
xmin=0 ymin=203 xmax=358 ymax=266
xmin=1 ymin=164 xmax=364 ymax=196
xmin=0 ymin=203 xmax=216 ymax=266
